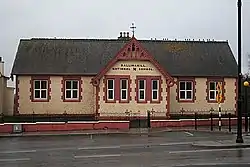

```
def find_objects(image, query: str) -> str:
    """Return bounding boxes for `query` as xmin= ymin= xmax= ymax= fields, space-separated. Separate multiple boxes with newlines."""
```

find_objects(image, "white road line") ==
xmin=0 ymin=158 xmax=30 ymax=162
xmin=75 ymin=154 xmax=121 ymax=158
xmin=169 ymin=147 xmax=250 ymax=154
xmin=184 ymin=131 xmax=194 ymax=136
xmin=0 ymin=150 xmax=36 ymax=154
xmin=174 ymin=162 xmax=250 ymax=167
xmin=78 ymin=142 xmax=193 ymax=150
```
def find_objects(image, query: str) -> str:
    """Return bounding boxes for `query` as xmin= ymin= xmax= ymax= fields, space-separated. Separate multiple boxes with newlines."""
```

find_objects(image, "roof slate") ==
xmin=11 ymin=38 xmax=238 ymax=77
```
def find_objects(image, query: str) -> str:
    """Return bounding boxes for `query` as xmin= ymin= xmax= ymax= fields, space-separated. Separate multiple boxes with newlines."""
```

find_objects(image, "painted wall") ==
xmin=0 ymin=77 xmax=14 ymax=116
xmin=17 ymin=76 xmax=95 ymax=115
xmin=98 ymin=60 xmax=168 ymax=117
xmin=170 ymin=77 xmax=236 ymax=114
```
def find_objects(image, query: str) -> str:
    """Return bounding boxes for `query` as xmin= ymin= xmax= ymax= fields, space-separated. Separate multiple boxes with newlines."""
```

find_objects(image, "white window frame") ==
xmin=209 ymin=81 xmax=220 ymax=101
xmin=179 ymin=81 xmax=193 ymax=100
xmin=107 ymin=79 xmax=115 ymax=100
xmin=152 ymin=80 xmax=159 ymax=101
xmin=120 ymin=79 xmax=128 ymax=101
xmin=33 ymin=80 xmax=48 ymax=100
xmin=138 ymin=79 xmax=146 ymax=101
xmin=64 ymin=80 xmax=79 ymax=100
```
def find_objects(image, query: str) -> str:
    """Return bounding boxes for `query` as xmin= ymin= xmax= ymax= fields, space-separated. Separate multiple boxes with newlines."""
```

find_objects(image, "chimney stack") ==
xmin=0 ymin=57 xmax=4 ymax=75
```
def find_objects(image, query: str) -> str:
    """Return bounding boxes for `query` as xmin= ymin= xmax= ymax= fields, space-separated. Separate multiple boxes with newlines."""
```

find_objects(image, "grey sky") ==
xmin=1 ymin=0 xmax=250 ymax=79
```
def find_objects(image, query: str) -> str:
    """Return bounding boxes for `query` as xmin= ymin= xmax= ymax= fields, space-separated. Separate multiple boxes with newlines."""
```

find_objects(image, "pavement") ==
xmin=0 ymin=131 xmax=250 ymax=166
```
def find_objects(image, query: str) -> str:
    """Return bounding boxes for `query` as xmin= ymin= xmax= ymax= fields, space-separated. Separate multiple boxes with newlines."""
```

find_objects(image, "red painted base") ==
xmin=0 ymin=118 xmax=243 ymax=134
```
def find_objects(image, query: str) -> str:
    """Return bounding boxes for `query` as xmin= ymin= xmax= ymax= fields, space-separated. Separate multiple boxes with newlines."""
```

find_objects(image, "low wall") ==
xmin=0 ymin=118 xmax=243 ymax=134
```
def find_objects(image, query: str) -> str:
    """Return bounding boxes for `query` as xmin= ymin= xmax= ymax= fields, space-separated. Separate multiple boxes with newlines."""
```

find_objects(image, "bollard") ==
xmin=147 ymin=110 xmax=151 ymax=128
xmin=210 ymin=112 xmax=213 ymax=131
xmin=194 ymin=112 xmax=197 ymax=130
xmin=218 ymin=104 xmax=222 ymax=131
xmin=228 ymin=113 xmax=231 ymax=132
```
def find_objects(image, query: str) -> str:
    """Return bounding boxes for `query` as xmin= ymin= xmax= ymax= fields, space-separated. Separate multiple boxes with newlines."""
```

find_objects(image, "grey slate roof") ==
xmin=11 ymin=38 xmax=238 ymax=77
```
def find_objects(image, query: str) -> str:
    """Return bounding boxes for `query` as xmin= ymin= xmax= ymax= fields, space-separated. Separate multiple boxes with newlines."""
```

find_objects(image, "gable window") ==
xmin=33 ymin=80 xmax=48 ymax=100
xmin=107 ymin=79 xmax=115 ymax=101
xmin=152 ymin=80 xmax=159 ymax=101
xmin=65 ymin=80 xmax=79 ymax=100
xmin=138 ymin=79 xmax=146 ymax=101
xmin=120 ymin=79 xmax=128 ymax=101
xmin=179 ymin=81 xmax=193 ymax=101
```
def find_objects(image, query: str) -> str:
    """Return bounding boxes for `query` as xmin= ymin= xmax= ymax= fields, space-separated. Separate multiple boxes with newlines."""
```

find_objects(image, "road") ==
xmin=0 ymin=131 xmax=250 ymax=167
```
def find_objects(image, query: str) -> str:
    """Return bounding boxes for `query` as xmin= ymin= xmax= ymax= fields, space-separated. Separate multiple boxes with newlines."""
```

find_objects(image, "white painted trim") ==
xmin=67 ymin=121 xmax=98 ymax=124
xmin=98 ymin=121 xmax=130 ymax=123
xmin=35 ymin=122 xmax=66 ymax=124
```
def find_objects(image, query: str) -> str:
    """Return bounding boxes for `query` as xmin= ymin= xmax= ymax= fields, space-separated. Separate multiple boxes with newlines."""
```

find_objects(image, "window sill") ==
xmin=137 ymin=100 xmax=147 ymax=104
xmin=63 ymin=99 xmax=81 ymax=102
xmin=119 ymin=100 xmax=129 ymax=103
xmin=105 ymin=100 xmax=116 ymax=103
xmin=178 ymin=99 xmax=194 ymax=103
xmin=32 ymin=99 xmax=49 ymax=102
xmin=150 ymin=100 xmax=161 ymax=104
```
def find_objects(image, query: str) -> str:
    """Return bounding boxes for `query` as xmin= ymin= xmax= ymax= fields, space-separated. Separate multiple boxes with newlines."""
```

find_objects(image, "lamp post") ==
xmin=243 ymin=79 xmax=249 ymax=133
xmin=236 ymin=0 xmax=244 ymax=143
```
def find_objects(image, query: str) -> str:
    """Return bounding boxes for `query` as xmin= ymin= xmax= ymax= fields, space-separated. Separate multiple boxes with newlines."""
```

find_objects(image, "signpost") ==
xmin=216 ymin=82 xmax=223 ymax=131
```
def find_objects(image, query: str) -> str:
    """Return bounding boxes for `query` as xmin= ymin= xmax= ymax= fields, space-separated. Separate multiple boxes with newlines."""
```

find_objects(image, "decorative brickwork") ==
xmin=206 ymin=77 xmax=225 ymax=103
xmin=176 ymin=77 xmax=196 ymax=103
xmin=61 ymin=76 xmax=82 ymax=102
xmin=30 ymin=76 xmax=51 ymax=102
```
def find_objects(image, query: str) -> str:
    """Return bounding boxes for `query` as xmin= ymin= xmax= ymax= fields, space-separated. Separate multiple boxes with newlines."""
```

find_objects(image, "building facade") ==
xmin=0 ymin=57 xmax=14 ymax=116
xmin=11 ymin=33 xmax=238 ymax=119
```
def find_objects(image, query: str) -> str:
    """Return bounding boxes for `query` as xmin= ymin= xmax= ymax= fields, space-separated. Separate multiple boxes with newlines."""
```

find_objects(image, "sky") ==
xmin=0 ymin=0 xmax=250 ymax=82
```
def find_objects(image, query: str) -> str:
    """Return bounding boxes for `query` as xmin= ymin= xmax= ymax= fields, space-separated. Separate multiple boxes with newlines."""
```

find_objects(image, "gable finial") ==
xmin=130 ymin=23 xmax=136 ymax=37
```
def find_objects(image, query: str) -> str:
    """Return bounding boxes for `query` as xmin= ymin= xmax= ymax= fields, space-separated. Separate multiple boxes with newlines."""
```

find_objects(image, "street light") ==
xmin=236 ymin=0 xmax=244 ymax=143
xmin=243 ymin=78 xmax=249 ymax=133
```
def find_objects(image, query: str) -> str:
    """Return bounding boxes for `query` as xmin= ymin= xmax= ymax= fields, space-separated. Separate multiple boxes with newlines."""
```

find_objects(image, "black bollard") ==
xmin=147 ymin=110 xmax=151 ymax=128
xmin=210 ymin=112 xmax=213 ymax=131
xmin=228 ymin=113 xmax=231 ymax=132
xmin=194 ymin=112 xmax=197 ymax=130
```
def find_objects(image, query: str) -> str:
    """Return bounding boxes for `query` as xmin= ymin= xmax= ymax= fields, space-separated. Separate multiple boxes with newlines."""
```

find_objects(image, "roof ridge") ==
xmin=22 ymin=38 xmax=228 ymax=43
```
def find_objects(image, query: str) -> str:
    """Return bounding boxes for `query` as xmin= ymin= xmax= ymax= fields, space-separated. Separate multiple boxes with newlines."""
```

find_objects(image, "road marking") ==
xmin=169 ymin=147 xmax=250 ymax=154
xmin=0 ymin=158 xmax=30 ymax=162
xmin=78 ymin=142 xmax=193 ymax=150
xmin=75 ymin=154 xmax=121 ymax=158
xmin=174 ymin=162 xmax=250 ymax=167
xmin=184 ymin=131 xmax=194 ymax=136
xmin=0 ymin=150 xmax=36 ymax=154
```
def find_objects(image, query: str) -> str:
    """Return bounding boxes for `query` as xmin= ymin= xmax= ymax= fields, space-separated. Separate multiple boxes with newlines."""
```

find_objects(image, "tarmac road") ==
xmin=0 ymin=131 xmax=250 ymax=167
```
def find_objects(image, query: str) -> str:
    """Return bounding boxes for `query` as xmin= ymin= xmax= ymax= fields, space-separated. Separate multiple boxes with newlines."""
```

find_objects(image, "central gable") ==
xmin=92 ymin=37 xmax=174 ymax=86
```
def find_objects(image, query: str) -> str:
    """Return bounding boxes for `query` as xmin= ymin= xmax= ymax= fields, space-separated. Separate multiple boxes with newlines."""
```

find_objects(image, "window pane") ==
xmin=41 ymin=81 xmax=47 ymax=89
xmin=186 ymin=82 xmax=192 ymax=90
xmin=121 ymin=79 xmax=127 ymax=89
xmin=41 ymin=90 xmax=47 ymax=98
xmin=72 ymin=90 xmax=78 ymax=98
xmin=34 ymin=81 xmax=40 ymax=89
xmin=66 ymin=81 xmax=71 ymax=89
xmin=210 ymin=82 xmax=216 ymax=90
xmin=186 ymin=91 xmax=192 ymax=99
xmin=180 ymin=91 xmax=185 ymax=99
xmin=152 ymin=80 xmax=158 ymax=89
xmin=72 ymin=81 xmax=78 ymax=89
xmin=210 ymin=91 xmax=215 ymax=99
xmin=66 ymin=90 xmax=71 ymax=98
xmin=34 ymin=90 xmax=40 ymax=98
xmin=108 ymin=90 xmax=113 ymax=99
xmin=152 ymin=90 xmax=158 ymax=99
xmin=107 ymin=80 xmax=114 ymax=89
xmin=179 ymin=82 xmax=185 ymax=90
xmin=139 ymin=90 xmax=145 ymax=100
xmin=139 ymin=80 xmax=145 ymax=89
xmin=121 ymin=90 xmax=127 ymax=100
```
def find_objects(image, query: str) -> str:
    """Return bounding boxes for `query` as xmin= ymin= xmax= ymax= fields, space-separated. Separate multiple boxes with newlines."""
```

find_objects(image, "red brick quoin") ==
xmin=61 ymin=76 xmax=83 ymax=102
xmin=30 ymin=76 xmax=51 ymax=102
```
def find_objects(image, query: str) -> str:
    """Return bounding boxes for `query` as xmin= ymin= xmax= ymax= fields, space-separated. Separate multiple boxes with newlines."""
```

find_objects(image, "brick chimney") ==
xmin=0 ymin=57 xmax=4 ymax=76
xmin=118 ymin=32 xmax=130 ymax=40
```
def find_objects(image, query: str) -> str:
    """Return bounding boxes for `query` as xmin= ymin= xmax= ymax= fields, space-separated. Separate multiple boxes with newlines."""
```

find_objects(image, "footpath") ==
xmin=0 ymin=126 xmax=237 ymax=137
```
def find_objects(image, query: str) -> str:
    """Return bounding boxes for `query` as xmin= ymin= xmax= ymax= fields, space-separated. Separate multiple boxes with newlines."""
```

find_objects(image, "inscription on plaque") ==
xmin=112 ymin=64 xmax=153 ymax=71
